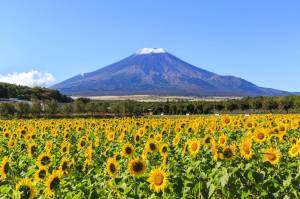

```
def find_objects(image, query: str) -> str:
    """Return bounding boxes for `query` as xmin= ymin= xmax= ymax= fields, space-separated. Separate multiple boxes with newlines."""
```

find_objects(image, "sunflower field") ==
xmin=1 ymin=115 xmax=300 ymax=198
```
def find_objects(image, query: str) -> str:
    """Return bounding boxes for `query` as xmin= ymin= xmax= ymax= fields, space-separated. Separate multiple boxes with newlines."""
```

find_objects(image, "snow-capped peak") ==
xmin=136 ymin=48 xmax=166 ymax=54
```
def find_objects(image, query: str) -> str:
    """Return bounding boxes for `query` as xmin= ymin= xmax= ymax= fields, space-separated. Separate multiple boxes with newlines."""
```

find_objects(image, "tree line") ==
xmin=0 ymin=95 xmax=300 ymax=118
xmin=0 ymin=82 xmax=72 ymax=103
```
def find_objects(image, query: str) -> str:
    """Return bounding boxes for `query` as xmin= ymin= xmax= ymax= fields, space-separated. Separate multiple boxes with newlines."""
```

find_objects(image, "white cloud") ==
xmin=0 ymin=70 xmax=55 ymax=87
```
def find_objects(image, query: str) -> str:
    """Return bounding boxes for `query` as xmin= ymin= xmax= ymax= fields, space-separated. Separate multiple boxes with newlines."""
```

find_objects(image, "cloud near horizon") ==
xmin=0 ymin=70 xmax=55 ymax=87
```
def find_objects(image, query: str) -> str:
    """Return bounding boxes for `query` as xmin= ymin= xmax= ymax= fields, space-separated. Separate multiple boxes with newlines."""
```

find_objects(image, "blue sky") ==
xmin=0 ymin=0 xmax=299 ymax=91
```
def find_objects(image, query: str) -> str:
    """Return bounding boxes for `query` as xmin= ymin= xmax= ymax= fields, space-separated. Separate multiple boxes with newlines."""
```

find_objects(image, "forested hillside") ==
xmin=0 ymin=82 xmax=72 ymax=103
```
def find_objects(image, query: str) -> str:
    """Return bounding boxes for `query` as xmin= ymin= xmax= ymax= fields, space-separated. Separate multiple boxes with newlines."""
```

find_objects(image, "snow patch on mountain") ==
xmin=136 ymin=48 xmax=166 ymax=54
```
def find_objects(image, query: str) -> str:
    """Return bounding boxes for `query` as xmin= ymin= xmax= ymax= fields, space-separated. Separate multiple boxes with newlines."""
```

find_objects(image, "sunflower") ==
xmin=128 ymin=158 xmax=147 ymax=177
xmin=155 ymin=134 xmax=163 ymax=143
xmin=8 ymin=138 xmax=15 ymax=149
xmin=263 ymin=148 xmax=280 ymax=165
xmin=146 ymin=139 xmax=158 ymax=153
xmin=44 ymin=140 xmax=53 ymax=153
xmin=254 ymin=128 xmax=267 ymax=144
xmin=107 ymin=132 xmax=115 ymax=141
xmin=218 ymin=135 xmax=227 ymax=147
xmin=37 ymin=152 xmax=52 ymax=168
xmin=60 ymin=141 xmax=70 ymax=155
xmin=288 ymin=145 xmax=299 ymax=158
xmin=106 ymin=157 xmax=119 ymax=177
xmin=188 ymin=139 xmax=201 ymax=157
xmin=93 ymin=136 xmax=99 ymax=148
xmin=278 ymin=124 xmax=287 ymax=133
xmin=121 ymin=143 xmax=135 ymax=158
xmin=245 ymin=120 xmax=254 ymax=129
xmin=211 ymin=140 xmax=218 ymax=161
xmin=223 ymin=117 xmax=231 ymax=124
xmin=240 ymin=138 xmax=253 ymax=160
xmin=77 ymin=136 xmax=89 ymax=151
xmin=148 ymin=167 xmax=168 ymax=193
xmin=35 ymin=166 xmax=48 ymax=182
xmin=159 ymin=143 xmax=169 ymax=157
xmin=223 ymin=145 xmax=236 ymax=160
xmin=28 ymin=143 xmax=37 ymax=159
xmin=83 ymin=146 xmax=93 ymax=170
xmin=290 ymin=137 xmax=298 ymax=145
xmin=203 ymin=135 xmax=212 ymax=147
xmin=20 ymin=128 xmax=27 ymax=139
xmin=149 ymin=133 xmax=155 ymax=139
xmin=59 ymin=157 xmax=70 ymax=175
xmin=3 ymin=131 xmax=10 ymax=139
xmin=134 ymin=133 xmax=141 ymax=143
xmin=0 ymin=156 xmax=10 ymax=180
xmin=278 ymin=132 xmax=288 ymax=143
xmin=114 ymin=152 xmax=122 ymax=161
xmin=172 ymin=134 xmax=180 ymax=146
xmin=16 ymin=178 xmax=36 ymax=199
xmin=44 ymin=170 xmax=63 ymax=197
xmin=182 ymin=142 xmax=189 ymax=156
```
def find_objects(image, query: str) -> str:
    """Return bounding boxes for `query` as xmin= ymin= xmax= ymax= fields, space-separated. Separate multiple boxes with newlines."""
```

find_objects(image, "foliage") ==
xmin=0 ymin=82 xmax=72 ymax=103
xmin=1 ymin=95 xmax=300 ymax=118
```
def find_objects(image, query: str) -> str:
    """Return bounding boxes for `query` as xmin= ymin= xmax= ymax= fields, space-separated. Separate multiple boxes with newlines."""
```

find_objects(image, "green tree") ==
xmin=16 ymin=102 xmax=31 ymax=117
xmin=0 ymin=85 xmax=8 ymax=98
xmin=263 ymin=98 xmax=279 ymax=112
xmin=239 ymin=99 xmax=250 ymax=111
xmin=225 ymin=100 xmax=238 ymax=112
xmin=279 ymin=96 xmax=295 ymax=113
xmin=250 ymin=97 xmax=263 ymax=109
xmin=215 ymin=102 xmax=225 ymax=112
xmin=31 ymin=100 xmax=42 ymax=117
xmin=0 ymin=103 xmax=16 ymax=117
xmin=44 ymin=100 xmax=58 ymax=115
xmin=203 ymin=103 xmax=214 ymax=114
xmin=186 ymin=103 xmax=195 ymax=114
xmin=61 ymin=103 xmax=74 ymax=115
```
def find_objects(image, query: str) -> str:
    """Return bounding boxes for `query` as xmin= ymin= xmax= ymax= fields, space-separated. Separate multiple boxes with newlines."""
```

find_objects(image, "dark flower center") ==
xmin=162 ymin=146 xmax=167 ymax=153
xmin=257 ymin=133 xmax=264 ymax=139
xmin=50 ymin=177 xmax=60 ymax=190
xmin=266 ymin=153 xmax=277 ymax=161
xmin=135 ymin=135 xmax=140 ymax=142
xmin=41 ymin=156 xmax=50 ymax=165
xmin=125 ymin=147 xmax=132 ymax=155
xmin=39 ymin=170 xmax=46 ymax=179
xmin=115 ymin=154 xmax=121 ymax=161
xmin=109 ymin=163 xmax=116 ymax=173
xmin=224 ymin=148 xmax=233 ymax=158
xmin=62 ymin=162 xmax=68 ymax=171
xmin=31 ymin=146 xmax=37 ymax=154
xmin=19 ymin=185 xmax=31 ymax=199
xmin=133 ymin=162 xmax=144 ymax=172
xmin=205 ymin=137 xmax=211 ymax=144
xmin=150 ymin=143 xmax=156 ymax=151
xmin=4 ymin=163 xmax=9 ymax=174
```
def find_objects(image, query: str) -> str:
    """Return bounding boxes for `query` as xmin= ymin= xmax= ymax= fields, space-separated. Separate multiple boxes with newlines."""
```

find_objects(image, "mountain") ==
xmin=52 ymin=48 xmax=290 ymax=97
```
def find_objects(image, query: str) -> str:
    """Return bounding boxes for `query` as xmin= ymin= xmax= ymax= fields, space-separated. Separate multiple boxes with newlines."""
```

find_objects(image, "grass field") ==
xmin=0 ymin=114 xmax=300 ymax=198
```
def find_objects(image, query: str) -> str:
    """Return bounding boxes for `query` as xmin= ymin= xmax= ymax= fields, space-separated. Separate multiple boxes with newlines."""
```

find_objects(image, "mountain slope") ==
xmin=52 ymin=48 xmax=290 ymax=96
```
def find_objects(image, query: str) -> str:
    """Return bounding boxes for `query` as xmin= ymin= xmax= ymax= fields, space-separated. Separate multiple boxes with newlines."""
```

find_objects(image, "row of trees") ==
xmin=0 ymin=95 xmax=300 ymax=118
xmin=0 ymin=82 xmax=72 ymax=102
